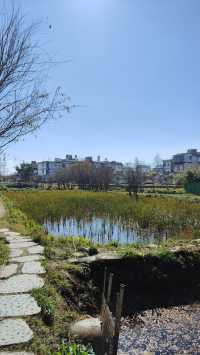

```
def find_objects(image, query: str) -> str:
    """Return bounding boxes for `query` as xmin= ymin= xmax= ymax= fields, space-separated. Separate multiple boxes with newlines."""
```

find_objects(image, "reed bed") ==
xmin=5 ymin=190 xmax=200 ymax=241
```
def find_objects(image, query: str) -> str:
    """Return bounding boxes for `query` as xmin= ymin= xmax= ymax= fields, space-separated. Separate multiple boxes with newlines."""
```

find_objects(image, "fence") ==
xmin=100 ymin=268 xmax=125 ymax=355
xmin=185 ymin=182 xmax=200 ymax=195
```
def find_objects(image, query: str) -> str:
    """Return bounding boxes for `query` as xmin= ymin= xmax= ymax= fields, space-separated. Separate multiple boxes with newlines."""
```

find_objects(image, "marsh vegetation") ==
xmin=5 ymin=190 xmax=200 ymax=243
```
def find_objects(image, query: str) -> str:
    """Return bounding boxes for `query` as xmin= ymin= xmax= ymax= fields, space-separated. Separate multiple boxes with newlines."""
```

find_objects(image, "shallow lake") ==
xmin=44 ymin=216 xmax=167 ymax=244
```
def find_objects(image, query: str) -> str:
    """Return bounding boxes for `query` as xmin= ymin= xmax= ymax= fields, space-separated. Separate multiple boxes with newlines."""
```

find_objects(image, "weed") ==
xmin=52 ymin=341 xmax=95 ymax=355
xmin=0 ymin=238 xmax=9 ymax=265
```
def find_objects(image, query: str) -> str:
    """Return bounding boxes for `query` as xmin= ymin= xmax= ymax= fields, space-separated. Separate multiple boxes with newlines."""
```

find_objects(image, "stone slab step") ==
xmin=0 ymin=274 xmax=44 ymax=294
xmin=10 ymin=249 xmax=23 ymax=258
xmin=0 ymin=228 xmax=10 ymax=233
xmin=6 ymin=238 xmax=31 ymax=243
xmin=9 ymin=242 xmax=37 ymax=249
xmin=27 ymin=245 xmax=44 ymax=255
xmin=4 ymin=232 xmax=21 ymax=237
xmin=22 ymin=261 xmax=46 ymax=274
xmin=0 ymin=294 xmax=41 ymax=317
xmin=0 ymin=319 xmax=33 ymax=346
xmin=10 ymin=255 xmax=45 ymax=263
xmin=0 ymin=264 xmax=18 ymax=279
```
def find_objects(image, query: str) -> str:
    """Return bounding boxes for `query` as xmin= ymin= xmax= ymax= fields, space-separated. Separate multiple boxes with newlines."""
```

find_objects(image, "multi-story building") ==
xmin=37 ymin=154 xmax=129 ymax=184
xmin=36 ymin=154 xmax=154 ymax=184
xmin=37 ymin=154 xmax=79 ymax=179
xmin=163 ymin=149 xmax=200 ymax=173
xmin=137 ymin=164 xmax=151 ymax=174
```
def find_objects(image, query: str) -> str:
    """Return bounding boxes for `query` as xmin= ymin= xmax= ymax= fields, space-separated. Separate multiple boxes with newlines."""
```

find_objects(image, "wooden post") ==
xmin=102 ymin=267 xmax=107 ymax=305
xmin=112 ymin=284 xmax=125 ymax=355
xmin=107 ymin=273 xmax=114 ymax=304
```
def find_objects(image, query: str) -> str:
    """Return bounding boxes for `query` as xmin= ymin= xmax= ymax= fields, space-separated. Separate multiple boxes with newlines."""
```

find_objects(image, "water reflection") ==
xmin=44 ymin=217 xmax=167 ymax=244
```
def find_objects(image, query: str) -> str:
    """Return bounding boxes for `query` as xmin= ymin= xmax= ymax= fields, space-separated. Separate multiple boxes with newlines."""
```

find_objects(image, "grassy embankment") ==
xmin=3 ymin=190 xmax=200 ymax=353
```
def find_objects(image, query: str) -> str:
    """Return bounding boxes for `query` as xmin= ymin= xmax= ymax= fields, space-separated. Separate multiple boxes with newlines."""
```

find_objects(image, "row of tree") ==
xmin=16 ymin=161 xmax=114 ymax=191
xmin=49 ymin=161 xmax=113 ymax=191
xmin=15 ymin=160 xmax=146 ymax=195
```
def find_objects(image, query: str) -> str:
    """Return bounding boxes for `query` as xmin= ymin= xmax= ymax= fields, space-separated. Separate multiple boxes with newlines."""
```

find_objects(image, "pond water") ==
xmin=44 ymin=217 xmax=167 ymax=244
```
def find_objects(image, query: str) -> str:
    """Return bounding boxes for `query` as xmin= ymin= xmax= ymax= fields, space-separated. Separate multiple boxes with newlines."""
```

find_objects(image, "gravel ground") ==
xmin=118 ymin=303 xmax=200 ymax=354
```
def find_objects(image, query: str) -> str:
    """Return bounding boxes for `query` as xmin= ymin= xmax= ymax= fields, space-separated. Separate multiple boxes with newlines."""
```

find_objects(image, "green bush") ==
xmin=32 ymin=288 xmax=55 ymax=326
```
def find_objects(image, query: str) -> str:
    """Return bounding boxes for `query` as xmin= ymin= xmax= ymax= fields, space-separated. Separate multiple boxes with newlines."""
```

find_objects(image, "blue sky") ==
xmin=3 ymin=0 xmax=200 ymax=172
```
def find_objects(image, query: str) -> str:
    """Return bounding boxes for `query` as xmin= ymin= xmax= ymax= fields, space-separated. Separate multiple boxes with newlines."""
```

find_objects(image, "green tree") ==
xmin=16 ymin=162 xmax=36 ymax=182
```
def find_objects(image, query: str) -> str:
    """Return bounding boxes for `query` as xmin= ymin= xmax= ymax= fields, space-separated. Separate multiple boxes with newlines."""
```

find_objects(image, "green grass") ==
xmin=0 ymin=238 xmax=9 ymax=266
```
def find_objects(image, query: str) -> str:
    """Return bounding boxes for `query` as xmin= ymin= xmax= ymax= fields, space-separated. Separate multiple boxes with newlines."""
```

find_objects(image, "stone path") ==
xmin=0 ymin=228 xmax=46 ymax=353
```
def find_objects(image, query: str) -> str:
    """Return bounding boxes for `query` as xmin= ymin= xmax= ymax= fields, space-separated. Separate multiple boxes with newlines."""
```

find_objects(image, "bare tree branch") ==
xmin=0 ymin=8 xmax=72 ymax=149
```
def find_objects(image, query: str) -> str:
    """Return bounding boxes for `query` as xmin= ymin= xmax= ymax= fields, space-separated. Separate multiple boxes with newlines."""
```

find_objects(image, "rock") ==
xmin=96 ymin=252 xmax=122 ymax=261
xmin=22 ymin=261 xmax=46 ymax=274
xmin=9 ymin=242 xmax=36 ymax=249
xmin=0 ymin=264 xmax=18 ymax=279
xmin=70 ymin=317 xmax=101 ymax=339
xmin=4 ymin=232 xmax=20 ymax=237
xmin=27 ymin=245 xmax=44 ymax=254
xmin=68 ymin=255 xmax=97 ymax=264
xmin=0 ymin=274 xmax=44 ymax=294
xmin=72 ymin=252 xmax=86 ymax=258
xmin=10 ymin=249 xmax=23 ymax=258
xmin=0 ymin=294 xmax=40 ymax=317
xmin=147 ymin=244 xmax=157 ymax=249
xmin=6 ymin=238 xmax=31 ymax=243
xmin=0 ymin=319 xmax=33 ymax=346
xmin=70 ymin=252 xmax=122 ymax=264
xmin=0 ymin=228 xmax=10 ymax=233
xmin=10 ymin=255 xmax=45 ymax=263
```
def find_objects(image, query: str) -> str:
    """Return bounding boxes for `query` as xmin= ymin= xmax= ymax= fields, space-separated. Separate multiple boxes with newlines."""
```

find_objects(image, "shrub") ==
xmin=32 ymin=288 xmax=55 ymax=326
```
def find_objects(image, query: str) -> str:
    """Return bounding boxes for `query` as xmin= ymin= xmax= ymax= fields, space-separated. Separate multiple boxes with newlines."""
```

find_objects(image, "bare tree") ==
xmin=153 ymin=154 xmax=162 ymax=167
xmin=0 ymin=8 xmax=71 ymax=149
xmin=127 ymin=165 xmax=145 ymax=199
xmin=53 ymin=161 xmax=113 ymax=191
xmin=54 ymin=167 xmax=73 ymax=189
